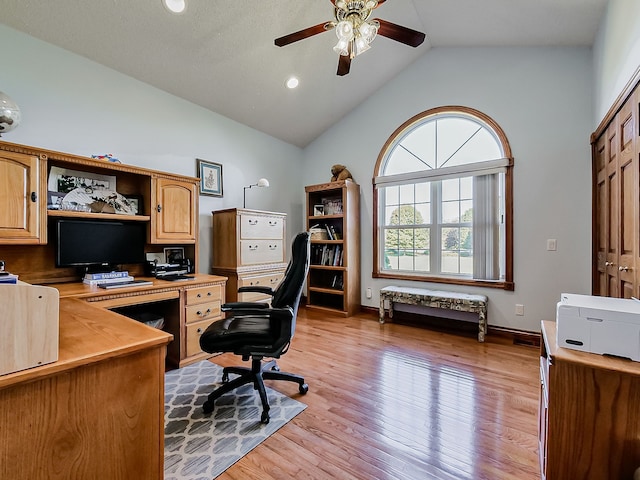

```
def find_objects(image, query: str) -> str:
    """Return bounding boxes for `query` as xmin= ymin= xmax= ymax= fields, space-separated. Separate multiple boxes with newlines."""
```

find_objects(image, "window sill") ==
xmin=373 ymin=271 xmax=514 ymax=291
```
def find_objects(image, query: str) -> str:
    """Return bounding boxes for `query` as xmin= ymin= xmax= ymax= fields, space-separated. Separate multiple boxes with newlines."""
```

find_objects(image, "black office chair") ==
xmin=199 ymin=232 xmax=310 ymax=424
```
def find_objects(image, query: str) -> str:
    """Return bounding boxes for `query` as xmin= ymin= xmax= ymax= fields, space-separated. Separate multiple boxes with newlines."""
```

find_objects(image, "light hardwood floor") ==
xmin=212 ymin=307 xmax=541 ymax=480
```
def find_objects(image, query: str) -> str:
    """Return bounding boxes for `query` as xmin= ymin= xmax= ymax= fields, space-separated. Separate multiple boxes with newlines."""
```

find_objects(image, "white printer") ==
xmin=556 ymin=293 xmax=640 ymax=361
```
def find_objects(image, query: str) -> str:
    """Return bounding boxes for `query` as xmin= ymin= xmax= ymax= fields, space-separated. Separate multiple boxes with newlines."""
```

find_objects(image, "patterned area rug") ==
xmin=164 ymin=360 xmax=307 ymax=480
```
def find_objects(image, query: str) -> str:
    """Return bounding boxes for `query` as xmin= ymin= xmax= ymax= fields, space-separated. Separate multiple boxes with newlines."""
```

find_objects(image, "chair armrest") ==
xmin=237 ymin=285 xmax=276 ymax=296
xmin=221 ymin=301 xmax=269 ymax=311
xmin=225 ymin=306 xmax=293 ymax=318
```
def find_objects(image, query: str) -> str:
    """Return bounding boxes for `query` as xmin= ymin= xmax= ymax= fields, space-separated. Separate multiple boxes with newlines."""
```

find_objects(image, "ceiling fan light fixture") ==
xmin=359 ymin=21 xmax=378 ymax=43
xmin=335 ymin=20 xmax=354 ymax=41
xmin=333 ymin=38 xmax=350 ymax=56
xmin=354 ymin=36 xmax=371 ymax=56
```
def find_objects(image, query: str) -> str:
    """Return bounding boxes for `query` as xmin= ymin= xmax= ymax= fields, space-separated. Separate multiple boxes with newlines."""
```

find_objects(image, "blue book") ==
xmin=0 ymin=273 xmax=18 ymax=284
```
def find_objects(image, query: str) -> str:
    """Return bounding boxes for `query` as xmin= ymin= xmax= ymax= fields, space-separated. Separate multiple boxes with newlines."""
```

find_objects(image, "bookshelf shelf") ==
xmin=305 ymin=180 xmax=360 ymax=317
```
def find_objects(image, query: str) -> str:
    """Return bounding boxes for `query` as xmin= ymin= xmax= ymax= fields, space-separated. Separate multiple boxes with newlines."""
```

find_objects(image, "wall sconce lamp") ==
xmin=243 ymin=178 xmax=270 ymax=208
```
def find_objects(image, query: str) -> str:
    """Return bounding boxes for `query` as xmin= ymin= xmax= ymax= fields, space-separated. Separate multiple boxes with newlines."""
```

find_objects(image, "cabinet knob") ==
xmin=249 ymin=219 xmax=258 ymax=225
xmin=207 ymin=291 xmax=212 ymax=296
xmin=31 ymin=192 xmax=37 ymax=202
xmin=197 ymin=327 xmax=204 ymax=334
xmin=605 ymin=261 xmax=615 ymax=266
xmin=269 ymin=244 xmax=277 ymax=250
xmin=156 ymin=204 xmax=162 ymax=213
xmin=249 ymin=245 xmax=258 ymax=251
xmin=197 ymin=293 xmax=202 ymax=298
xmin=619 ymin=265 xmax=630 ymax=272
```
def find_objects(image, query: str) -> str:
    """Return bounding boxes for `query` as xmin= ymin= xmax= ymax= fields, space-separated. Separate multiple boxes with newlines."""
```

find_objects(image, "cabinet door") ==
xmin=151 ymin=177 xmax=196 ymax=243
xmin=0 ymin=151 xmax=42 ymax=244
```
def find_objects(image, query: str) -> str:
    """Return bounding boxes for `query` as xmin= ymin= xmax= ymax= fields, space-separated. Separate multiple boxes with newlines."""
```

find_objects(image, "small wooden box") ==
xmin=0 ymin=283 xmax=59 ymax=376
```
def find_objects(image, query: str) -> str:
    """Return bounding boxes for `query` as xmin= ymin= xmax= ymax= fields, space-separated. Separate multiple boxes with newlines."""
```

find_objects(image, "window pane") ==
xmin=442 ymin=227 xmax=459 ymax=250
xmin=460 ymin=177 xmax=473 ymax=199
xmin=441 ymin=251 xmax=460 ymax=274
xmin=415 ymin=203 xmax=430 ymax=224
xmin=385 ymin=185 xmax=400 ymax=205
xmin=399 ymin=184 xmax=415 ymax=204
xmin=442 ymin=201 xmax=460 ymax=223
xmin=460 ymin=200 xmax=473 ymax=223
xmin=442 ymin=178 xmax=460 ymax=201
xmin=415 ymin=182 xmax=430 ymax=203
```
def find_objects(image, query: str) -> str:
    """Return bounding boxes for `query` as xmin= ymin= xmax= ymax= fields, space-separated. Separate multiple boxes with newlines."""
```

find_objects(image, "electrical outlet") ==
xmin=515 ymin=304 xmax=524 ymax=316
xmin=547 ymin=239 xmax=557 ymax=251
xmin=366 ymin=287 xmax=372 ymax=299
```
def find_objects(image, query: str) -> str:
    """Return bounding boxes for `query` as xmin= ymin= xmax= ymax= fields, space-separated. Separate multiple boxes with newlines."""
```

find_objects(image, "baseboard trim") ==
xmin=360 ymin=305 xmax=541 ymax=347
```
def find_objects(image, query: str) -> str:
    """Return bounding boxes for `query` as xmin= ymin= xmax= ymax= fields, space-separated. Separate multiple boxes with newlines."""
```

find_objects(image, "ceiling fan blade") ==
xmin=275 ymin=22 xmax=334 ymax=47
xmin=337 ymin=54 xmax=351 ymax=76
xmin=375 ymin=18 xmax=426 ymax=47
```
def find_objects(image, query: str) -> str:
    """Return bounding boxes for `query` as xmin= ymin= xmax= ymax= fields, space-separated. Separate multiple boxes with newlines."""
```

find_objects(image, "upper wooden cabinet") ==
xmin=150 ymin=176 xmax=197 ymax=243
xmin=0 ymin=150 xmax=46 ymax=244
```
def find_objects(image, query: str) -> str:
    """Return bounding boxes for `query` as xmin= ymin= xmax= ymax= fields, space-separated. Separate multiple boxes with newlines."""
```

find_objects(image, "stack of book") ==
xmin=83 ymin=270 xmax=133 ymax=286
xmin=0 ymin=272 xmax=19 ymax=284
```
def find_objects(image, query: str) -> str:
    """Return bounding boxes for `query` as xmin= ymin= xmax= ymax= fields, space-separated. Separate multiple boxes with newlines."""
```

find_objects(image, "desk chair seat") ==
xmin=199 ymin=232 xmax=310 ymax=424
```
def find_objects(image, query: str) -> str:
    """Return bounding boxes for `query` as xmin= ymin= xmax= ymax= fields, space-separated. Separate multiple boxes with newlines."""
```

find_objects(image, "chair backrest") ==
xmin=271 ymin=231 xmax=310 ymax=310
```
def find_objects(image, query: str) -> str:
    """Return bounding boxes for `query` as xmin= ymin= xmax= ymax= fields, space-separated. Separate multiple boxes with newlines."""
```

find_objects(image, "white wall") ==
xmin=593 ymin=0 xmax=640 ymax=126
xmin=0 ymin=25 xmax=305 ymax=274
xmin=303 ymin=47 xmax=593 ymax=332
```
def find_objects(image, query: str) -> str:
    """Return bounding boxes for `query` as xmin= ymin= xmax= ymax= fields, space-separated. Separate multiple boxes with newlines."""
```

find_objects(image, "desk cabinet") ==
xmin=211 ymin=208 xmax=287 ymax=303
xmin=0 ymin=298 xmax=172 ymax=480
xmin=184 ymin=283 xmax=223 ymax=358
xmin=539 ymin=320 xmax=640 ymax=479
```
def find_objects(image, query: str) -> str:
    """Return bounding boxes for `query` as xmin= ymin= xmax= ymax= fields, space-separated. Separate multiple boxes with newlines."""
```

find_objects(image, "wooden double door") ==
xmin=594 ymin=86 xmax=639 ymax=298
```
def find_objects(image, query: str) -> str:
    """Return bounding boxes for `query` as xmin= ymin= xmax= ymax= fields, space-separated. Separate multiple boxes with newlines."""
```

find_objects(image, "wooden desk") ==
xmin=54 ymin=274 xmax=227 ymax=368
xmin=539 ymin=320 xmax=640 ymax=479
xmin=0 ymin=298 xmax=172 ymax=480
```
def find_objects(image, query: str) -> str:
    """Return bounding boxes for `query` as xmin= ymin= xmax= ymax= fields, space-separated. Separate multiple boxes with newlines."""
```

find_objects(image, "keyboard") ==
xmin=98 ymin=280 xmax=154 ymax=289
xmin=161 ymin=275 xmax=194 ymax=281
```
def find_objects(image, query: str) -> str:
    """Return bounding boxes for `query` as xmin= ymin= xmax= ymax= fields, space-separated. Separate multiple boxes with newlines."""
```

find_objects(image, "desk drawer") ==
xmin=238 ymin=270 xmax=285 ymax=302
xmin=185 ymin=318 xmax=211 ymax=357
xmin=185 ymin=284 xmax=223 ymax=305
xmin=240 ymin=213 xmax=284 ymax=239
xmin=240 ymin=240 xmax=284 ymax=265
xmin=185 ymin=301 xmax=221 ymax=324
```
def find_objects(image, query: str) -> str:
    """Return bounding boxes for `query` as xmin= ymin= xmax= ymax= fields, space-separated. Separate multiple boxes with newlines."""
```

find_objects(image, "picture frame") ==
xmin=164 ymin=247 xmax=185 ymax=265
xmin=197 ymin=159 xmax=223 ymax=197
xmin=47 ymin=191 xmax=66 ymax=210
xmin=313 ymin=204 xmax=324 ymax=216
xmin=124 ymin=195 xmax=142 ymax=215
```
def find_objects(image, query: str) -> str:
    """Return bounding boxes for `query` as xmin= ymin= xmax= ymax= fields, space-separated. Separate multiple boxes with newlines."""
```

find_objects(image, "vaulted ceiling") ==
xmin=0 ymin=0 xmax=608 ymax=147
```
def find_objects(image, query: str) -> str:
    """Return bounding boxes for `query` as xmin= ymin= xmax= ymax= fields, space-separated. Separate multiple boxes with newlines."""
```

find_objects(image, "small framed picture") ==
xmin=164 ymin=247 xmax=185 ymax=265
xmin=313 ymin=204 xmax=324 ymax=216
xmin=197 ymin=159 xmax=223 ymax=197
xmin=47 ymin=191 xmax=66 ymax=210
xmin=124 ymin=195 xmax=142 ymax=215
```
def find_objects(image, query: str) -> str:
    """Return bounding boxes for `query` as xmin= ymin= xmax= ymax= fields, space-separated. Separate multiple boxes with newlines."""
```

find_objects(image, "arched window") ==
xmin=373 ymin=106 xmax=514 ymax=290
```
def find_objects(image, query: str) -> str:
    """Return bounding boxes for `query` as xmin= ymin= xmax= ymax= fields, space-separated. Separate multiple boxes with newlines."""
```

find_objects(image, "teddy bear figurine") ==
xmin=330 ymin=164 xmax=354 ymax=182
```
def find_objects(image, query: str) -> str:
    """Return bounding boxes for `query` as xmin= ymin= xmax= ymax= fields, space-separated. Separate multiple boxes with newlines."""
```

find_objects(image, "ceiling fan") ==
xmin=274 ymin=0 xmax=426 ymax=76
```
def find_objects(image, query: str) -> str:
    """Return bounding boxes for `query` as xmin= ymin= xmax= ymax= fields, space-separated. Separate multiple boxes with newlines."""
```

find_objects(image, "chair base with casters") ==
xmin=202 ymin=357 xmax=308 ymax=424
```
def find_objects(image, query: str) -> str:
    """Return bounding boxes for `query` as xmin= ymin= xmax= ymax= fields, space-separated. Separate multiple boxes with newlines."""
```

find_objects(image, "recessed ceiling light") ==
xmin=285 ymin=77 xmax=299 ymax=89
xmin=163 ymin=0 xmax=186 ymax=14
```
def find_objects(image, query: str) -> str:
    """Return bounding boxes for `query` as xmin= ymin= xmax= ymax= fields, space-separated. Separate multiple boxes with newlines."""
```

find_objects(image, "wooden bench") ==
xmin=379 ymin=286 xmax=488 ymax=342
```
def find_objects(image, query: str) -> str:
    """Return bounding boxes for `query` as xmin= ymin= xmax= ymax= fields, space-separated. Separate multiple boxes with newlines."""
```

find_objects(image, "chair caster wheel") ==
xmin=202 ymin=400 xmax=214 ymax=414
xmin=271 ymin=365 xmax=280 ymax=372
xmin=299 ymin=383 xmax=309 ymax=394
xmin=261 ymin=411 xmax=270 ymax=424
xmin=222 ymin=373 xmax=229 ymax=383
